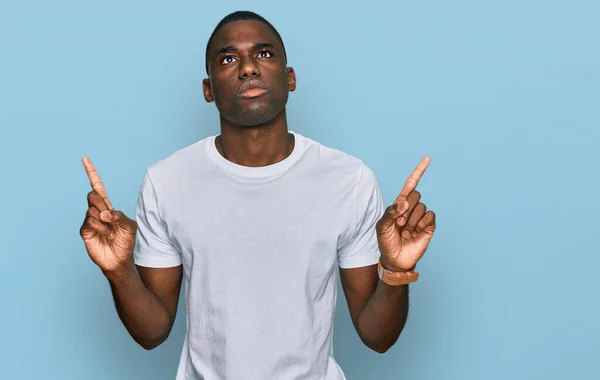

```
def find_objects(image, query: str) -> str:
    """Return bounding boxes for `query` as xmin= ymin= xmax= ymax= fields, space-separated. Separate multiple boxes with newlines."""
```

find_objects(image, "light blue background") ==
xmin=1 ymin=0 xmax=599 ymax=379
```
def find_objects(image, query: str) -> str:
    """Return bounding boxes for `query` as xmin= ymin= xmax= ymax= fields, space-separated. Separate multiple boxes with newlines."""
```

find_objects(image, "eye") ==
xmin=257 ymin=50 xmax=272 ymax=59
xmin=220 ymin=55 xmax=237 ymax=65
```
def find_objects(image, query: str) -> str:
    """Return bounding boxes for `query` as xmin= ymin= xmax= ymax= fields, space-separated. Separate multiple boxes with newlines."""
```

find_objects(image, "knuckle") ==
xmin=81 ymin=220 xmax=92 ymax=234
xmin=91 ymin=217 xmax=106 ymax=229
xmin=376 ymin=219 xmax=385 ymax=232
xmin=88 ymin=191 xmax=100 ymax=204
xmin=407 ymin=191 xmax=420 ymax=203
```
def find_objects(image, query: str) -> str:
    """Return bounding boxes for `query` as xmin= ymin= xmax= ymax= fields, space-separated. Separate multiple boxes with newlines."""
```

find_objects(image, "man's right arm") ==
xmin=80 ymin=157 xmax=182 ymax=350
xmin=104 ymin=259 xmax=182 ymax=350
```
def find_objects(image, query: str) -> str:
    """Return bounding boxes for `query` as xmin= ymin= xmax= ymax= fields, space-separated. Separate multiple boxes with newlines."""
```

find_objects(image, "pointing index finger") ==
xmin=394 ymin=156 xmax=431 ymax=204
xmin=82 ymin=156 xmax=113 ymax=210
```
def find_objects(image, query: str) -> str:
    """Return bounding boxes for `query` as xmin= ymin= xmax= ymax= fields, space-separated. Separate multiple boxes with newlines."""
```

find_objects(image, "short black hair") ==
xmin=204 ymin=10 xmax=287 ymax=75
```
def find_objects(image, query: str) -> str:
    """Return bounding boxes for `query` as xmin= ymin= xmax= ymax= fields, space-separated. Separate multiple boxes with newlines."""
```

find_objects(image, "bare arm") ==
xmin=340 ymin=157 xmax=436 ymax=353
xmin=79 ymin=156 xmax=182 ymax=350
xmin=340 ymin=265 xmax=408 ymax=353
xmin=104 ymin=260 xmax=182 ymax=350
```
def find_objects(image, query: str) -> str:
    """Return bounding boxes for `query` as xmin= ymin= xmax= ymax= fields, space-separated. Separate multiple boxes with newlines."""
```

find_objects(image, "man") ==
xmin=79 ymin=10 xmax=436 ymax=380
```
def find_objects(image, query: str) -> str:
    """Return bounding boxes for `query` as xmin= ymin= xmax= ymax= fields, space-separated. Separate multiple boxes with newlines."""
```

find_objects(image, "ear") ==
xmin=202 ymin=78 xmax=214 ymax=102
xmin=287 ymin=67 xmax=296 ymax=92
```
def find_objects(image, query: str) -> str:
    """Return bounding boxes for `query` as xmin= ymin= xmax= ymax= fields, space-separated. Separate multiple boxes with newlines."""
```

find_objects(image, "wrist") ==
xmin=379 ymin=255 xmax=414 ymax=273
xmin=102 ymin=258 xmax=136 ymax=284
xmin=377 ymin=256 xmax=420 ymax=287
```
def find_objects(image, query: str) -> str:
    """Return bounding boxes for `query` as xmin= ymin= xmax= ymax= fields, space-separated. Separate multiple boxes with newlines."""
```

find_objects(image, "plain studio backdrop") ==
xmin=1 ymin=1 xmax=598 ymax=379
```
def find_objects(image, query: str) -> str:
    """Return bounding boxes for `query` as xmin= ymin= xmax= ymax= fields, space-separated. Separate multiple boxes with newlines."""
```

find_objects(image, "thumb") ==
xmin=100 ymin=210 xmax=136 ymax=233
xmin=377 ymin=200 xmax=409 ymax=233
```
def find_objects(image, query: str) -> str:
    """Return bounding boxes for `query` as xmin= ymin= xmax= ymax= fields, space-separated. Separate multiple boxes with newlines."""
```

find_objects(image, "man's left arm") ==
xmin=340 ymin=264 xmax=409 ymax=353
xmin=340 ymin=156 xmax=436 ymax=353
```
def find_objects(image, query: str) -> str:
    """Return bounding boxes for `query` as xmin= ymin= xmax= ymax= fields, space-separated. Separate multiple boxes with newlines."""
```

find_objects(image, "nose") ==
xmin=238 ymin=56 xmax=261 ymax=79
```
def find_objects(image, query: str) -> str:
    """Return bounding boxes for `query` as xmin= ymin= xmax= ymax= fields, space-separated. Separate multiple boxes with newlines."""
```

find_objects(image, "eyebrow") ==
xmin=217 ymin=42 xmax=276 ymax=54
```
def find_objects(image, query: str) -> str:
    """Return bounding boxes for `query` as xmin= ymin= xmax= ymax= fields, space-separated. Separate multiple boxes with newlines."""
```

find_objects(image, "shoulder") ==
xmin=144 ymin=135 xmax=214 ymax=179
xmin=136 ymin=135 xmax=216 ymax=198
xmin=296 ymin=131 xmax=377 ymax=186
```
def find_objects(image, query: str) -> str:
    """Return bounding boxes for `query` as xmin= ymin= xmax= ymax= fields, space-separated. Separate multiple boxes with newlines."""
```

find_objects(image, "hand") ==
xmin=375 ymin=157 xmax=436 ymax=272
xmin=79 ymin=157 xmax=137 ymax=272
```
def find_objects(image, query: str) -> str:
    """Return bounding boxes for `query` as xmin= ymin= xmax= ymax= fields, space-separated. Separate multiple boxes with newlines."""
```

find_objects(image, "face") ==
xmin=203 ymin=20 xmax=296 ymax=127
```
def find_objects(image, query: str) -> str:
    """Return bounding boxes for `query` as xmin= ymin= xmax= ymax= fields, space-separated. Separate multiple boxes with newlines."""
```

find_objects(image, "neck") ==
xmin=216 ymin=109 xmax=294 ymax=167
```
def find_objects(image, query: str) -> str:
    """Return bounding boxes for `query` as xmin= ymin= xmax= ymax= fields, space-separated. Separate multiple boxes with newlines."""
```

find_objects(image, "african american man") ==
xmin=79 ymin=10 xmax=436 ymax=380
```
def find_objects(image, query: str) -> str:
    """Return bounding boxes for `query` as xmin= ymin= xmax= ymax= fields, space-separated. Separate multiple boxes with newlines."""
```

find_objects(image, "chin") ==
xmin=231 ymin=106 xmax=282 ymax=127
xmin=239 ymin=115 xmax=274 ymax=127
xmin=217 ymin=94 xmax=288 ymax=127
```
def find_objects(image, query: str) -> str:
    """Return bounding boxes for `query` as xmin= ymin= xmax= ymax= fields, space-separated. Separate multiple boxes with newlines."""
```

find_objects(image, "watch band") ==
xmin=377 ymin=258 xmax=419 ymax=286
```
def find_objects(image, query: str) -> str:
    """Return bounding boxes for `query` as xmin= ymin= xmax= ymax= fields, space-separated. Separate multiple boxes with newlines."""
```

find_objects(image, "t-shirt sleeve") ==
xmin=133 ymin=171 xmax=182 ymax=268
xmin=337 ymin=163 xmax=386 ymax=268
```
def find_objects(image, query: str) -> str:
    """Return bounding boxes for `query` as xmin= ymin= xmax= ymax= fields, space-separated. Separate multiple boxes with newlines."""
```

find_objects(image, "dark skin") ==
xmin=80 ymin=157 xmax=182 ymax=350
xmin=342 ymin=157 xmax=436 ymax=353
xmin=79 ymin=19 xmax=436 ymax=353
xmin=202 ymin=20 xmax=297 ymax=167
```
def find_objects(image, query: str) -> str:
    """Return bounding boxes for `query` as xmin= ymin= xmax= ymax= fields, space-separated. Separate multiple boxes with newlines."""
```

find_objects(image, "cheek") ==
xmin=277 ymin=67 xmax=288 ymax=84
xmin=269 ymin=71 xmax=289 ymax=94
xmin=212 ymin=77 xmax=236 ymax=102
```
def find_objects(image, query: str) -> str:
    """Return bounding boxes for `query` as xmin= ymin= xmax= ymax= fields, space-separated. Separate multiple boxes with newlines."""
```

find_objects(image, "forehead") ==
xmin=211 ymin=20 xmax=280 ymax=50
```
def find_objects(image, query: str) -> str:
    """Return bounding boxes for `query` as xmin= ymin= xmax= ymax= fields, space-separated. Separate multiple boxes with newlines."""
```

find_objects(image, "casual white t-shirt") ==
xmin=133 ymin=130 xmax=385 ymax=380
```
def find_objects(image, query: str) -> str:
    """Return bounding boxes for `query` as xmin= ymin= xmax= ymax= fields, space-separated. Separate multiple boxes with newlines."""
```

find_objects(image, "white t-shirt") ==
xmin=133 ymin=130 xmax=385 ymax=380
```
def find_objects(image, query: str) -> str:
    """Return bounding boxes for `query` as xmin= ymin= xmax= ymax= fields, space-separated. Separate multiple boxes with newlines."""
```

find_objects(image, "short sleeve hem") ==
xmin=337 ymin=162 xmax=385 ymax=269
xmin=338 ymin=251 xmax=380 ymax=269
xmin=134 ymin=248 xmax=182 ymax=268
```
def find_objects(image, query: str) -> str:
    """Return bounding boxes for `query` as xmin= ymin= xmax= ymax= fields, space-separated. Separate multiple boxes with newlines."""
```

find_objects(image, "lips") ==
xmin=237 ymin=79 xmax=268 ymax=98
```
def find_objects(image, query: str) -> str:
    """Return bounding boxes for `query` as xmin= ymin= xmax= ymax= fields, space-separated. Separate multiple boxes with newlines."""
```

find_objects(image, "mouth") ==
xmin=237 ymin=79 xmax=268 ymax=99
